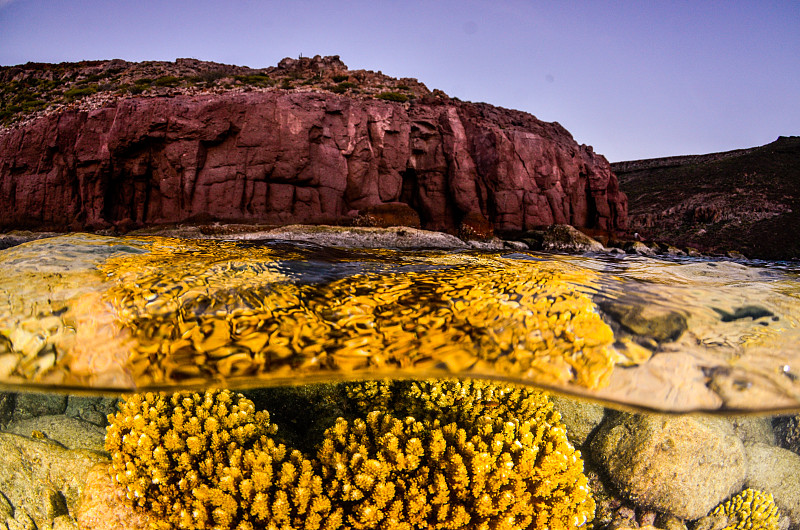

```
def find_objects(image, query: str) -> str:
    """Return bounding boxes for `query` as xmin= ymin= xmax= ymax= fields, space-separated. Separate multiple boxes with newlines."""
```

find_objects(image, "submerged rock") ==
xmin=712 ymin=305 xmax=775 ymax=322
xmin=0 ymin=493 xmax=12 ymax=520
xmin=744 ymin=443 xmax=800 ymax=526
xmin=729 ymin=416 xmax=776 ymax=446
xmin=589 ymin=412 xmax=746 ymax=520
xmin=0 ymin=432 xmax=107 ymax=529
xmin=63 ymin=396 xmax=118 ymax=427
xmin=75 ymin=464 xmax=148 ymax=530
xmin=0 ymin=393 xmax=13 ymax=428
xmin=601 ymin=301 xmax=688 ymax=343
xmin=549 ymin=394 xmax=605 ymax=447
xmin=11 ymin=392 xmax=67 ymax=420
xmin=4 ymin=415 xmax=106 ymax=451
xmin=774 ymin=414 xmax=800 ymax=454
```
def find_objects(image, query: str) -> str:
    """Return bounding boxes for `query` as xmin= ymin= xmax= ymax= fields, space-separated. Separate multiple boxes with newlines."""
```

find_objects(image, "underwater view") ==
xmin=1 ymin=233 xmax=799 ymax=529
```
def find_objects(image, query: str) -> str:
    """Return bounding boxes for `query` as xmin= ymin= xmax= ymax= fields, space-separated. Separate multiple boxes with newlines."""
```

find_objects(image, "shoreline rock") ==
xmin=0 ymin=223 xmax=780 ymax=263
xmin=212 ymin=224 xmax=469 ymax=249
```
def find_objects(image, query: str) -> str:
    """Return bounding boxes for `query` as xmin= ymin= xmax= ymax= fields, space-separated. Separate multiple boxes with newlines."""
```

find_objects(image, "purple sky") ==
xmin=1 ymin=0 xmax=797 ymax=162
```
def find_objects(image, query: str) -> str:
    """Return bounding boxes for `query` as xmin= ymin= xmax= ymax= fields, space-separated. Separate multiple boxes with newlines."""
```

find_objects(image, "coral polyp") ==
xmin=709 ymin=488 xmax=781 ymax=530
xmin=337 ymin=379 xmax=596 ymax=529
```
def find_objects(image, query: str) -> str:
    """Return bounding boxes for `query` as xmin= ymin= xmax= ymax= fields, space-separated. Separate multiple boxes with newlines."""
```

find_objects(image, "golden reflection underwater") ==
xmin=97 ymin=238 xmax=618 ymax=390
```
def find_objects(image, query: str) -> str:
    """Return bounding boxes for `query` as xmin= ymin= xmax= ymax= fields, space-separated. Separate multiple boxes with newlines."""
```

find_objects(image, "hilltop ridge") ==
xmin=0 ymin=55 xmax=432 ymax=127
xmin=611 ymin=146 xmax=759 ymax=174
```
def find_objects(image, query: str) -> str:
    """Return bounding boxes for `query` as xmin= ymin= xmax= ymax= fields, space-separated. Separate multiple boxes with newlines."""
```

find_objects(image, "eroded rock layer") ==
xmin=0 ymin=91 xmax=627 ymax=233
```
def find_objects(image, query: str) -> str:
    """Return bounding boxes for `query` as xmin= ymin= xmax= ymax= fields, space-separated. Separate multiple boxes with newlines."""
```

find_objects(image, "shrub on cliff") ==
xmin=64 ymin=85 xmax=98 ymax=101
xmin=331 ymin=81 xmax=357 ymax=94
xmin=375 ymin=91 xmax=408 ymax=103
xmin=234 ymin=73 xmax=273 ymax=86
xmin=153 ymin=75 xmax=181 ymax=87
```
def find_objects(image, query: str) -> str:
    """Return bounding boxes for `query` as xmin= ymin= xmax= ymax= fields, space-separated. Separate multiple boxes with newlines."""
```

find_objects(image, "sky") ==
xmin=0 ymin=0 xmax=798 ymax=162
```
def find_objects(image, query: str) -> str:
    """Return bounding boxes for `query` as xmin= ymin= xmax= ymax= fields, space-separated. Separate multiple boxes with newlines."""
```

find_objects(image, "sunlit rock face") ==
xmin=0 ymin=91 xmax=627 ymax=234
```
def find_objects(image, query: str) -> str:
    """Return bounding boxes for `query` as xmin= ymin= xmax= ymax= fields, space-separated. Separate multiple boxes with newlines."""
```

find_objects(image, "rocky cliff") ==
xmin=0 ymin=59 xmax=627 ymax=235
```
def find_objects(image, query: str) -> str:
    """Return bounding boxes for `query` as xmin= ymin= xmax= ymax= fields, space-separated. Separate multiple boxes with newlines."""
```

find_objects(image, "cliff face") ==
xmin=0 ymin=90 xmax=627 ymax=234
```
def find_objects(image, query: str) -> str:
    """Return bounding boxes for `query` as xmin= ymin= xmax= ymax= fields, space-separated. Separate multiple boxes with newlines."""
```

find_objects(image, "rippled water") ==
xmin=0 ymin=233 xmax=799 ymax=529
xmin=1 ymin=233 xmax=799 ymax=412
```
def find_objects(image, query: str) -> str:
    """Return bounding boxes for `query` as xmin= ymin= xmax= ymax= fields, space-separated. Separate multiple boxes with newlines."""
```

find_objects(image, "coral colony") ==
xmin=106 ymin=380 xmax=595 ymax=529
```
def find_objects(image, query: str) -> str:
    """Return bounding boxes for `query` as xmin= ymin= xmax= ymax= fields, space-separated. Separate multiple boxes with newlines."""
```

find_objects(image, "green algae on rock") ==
xmin=105 ymin=381 xmax=595 ymax=530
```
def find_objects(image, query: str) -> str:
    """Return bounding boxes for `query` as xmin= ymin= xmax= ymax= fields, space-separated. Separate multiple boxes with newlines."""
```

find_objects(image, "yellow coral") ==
xmin=108 ymin=381 xmax=595 ymax=530
xmin=328 ymin=379 xmax=595 ymax=529
xmin=346 ymin=379 xmax=561 ymax=435
xmin=710 ymin=488 xmax=781 ymax=530
xmin=106 ymin=389 xmax=340 ymax=530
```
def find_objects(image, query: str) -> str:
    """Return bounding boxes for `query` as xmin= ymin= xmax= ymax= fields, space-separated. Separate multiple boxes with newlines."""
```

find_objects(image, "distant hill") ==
xmin=613 ymin=136 xmax=800 ymax=260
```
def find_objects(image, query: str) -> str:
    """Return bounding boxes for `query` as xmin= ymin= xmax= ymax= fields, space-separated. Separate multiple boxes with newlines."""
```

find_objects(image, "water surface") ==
xmin=1 ymin=233 xmax=798 ymax=413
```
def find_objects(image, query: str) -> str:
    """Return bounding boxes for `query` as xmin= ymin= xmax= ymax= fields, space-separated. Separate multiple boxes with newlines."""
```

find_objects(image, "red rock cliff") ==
xmin=0 ymin=91 xmax=627 ymax=234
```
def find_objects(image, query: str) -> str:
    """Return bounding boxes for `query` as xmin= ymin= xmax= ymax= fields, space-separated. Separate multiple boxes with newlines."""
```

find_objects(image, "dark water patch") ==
xmin=713 ymin=305 xmax=776 ymax=322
